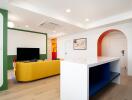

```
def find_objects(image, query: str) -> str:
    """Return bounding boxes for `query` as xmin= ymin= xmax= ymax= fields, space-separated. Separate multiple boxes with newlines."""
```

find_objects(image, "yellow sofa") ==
xmin=15 ymin=60 xmax=60 ymax=82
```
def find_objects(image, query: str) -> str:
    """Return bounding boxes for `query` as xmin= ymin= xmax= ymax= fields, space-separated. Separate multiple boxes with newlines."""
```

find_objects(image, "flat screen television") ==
xmin=17 ymin=48 xmax=40 ymax=61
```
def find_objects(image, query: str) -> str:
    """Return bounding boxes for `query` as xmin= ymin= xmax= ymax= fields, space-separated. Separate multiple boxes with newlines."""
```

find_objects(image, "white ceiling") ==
xmin=8 ymin=0 xmax=132 ymax=37
xmin=0 ymin=0 xmax=8 ymax=9
xmin=8 ymin=5 xmax=86 ymax=38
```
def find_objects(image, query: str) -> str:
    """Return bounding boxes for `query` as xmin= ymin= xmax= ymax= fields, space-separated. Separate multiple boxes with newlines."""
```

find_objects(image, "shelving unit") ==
xmin=89 ymin=63 xmax=120 ymax=96
xmin=61 ymin=57 xmax=120 ymax=100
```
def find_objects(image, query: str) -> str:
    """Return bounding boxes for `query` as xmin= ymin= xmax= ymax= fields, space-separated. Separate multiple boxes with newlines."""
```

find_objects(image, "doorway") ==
xmin=97 ymin=30 xmax=128 ymax=75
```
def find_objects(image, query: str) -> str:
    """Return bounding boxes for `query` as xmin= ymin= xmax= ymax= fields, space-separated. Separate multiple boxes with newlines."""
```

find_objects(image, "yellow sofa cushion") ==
xmin=15 ymin=60 xmax=60 ymax=82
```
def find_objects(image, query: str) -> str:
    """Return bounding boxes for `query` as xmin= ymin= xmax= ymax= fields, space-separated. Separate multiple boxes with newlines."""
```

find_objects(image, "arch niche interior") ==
xmin=97 ymin=29 xmax=128 ymax=75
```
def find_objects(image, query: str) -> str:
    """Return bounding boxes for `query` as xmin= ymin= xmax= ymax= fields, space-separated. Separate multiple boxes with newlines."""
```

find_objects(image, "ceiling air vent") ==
xmin=39 ymin=21 xmax=60 ymax=30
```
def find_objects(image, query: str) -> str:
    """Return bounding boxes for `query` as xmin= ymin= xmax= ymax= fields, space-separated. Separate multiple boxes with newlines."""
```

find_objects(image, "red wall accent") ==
xmin=97 ymin=29 xmax=122 ymax=56
xmin=52 ymin=52 xmax=57 ymax=60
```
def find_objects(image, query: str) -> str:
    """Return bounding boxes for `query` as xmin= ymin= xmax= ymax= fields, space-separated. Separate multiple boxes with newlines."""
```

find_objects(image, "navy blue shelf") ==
xmin=89 ymin=72 xmax=120 ymax=96
xmin=110 ymin=72 xmax=120 ymax=81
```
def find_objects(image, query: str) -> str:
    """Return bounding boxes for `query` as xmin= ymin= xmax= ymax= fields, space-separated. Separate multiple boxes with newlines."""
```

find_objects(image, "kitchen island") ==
xmin=61 ymin=57 xmax=120 ymax=100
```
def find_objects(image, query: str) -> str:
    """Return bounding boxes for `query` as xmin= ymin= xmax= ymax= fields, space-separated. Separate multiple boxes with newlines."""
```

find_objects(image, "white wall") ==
xmin=57 ymin=32 xmax=97 ymax=61
xmin=57 ymin=21 xmax=132 ymax=76
xmin=8 ymin=29 xmax=47 ymax=55
xmin=47 ymin=38 xmax=52 ymax=59
xmin=0 ymin=13 xmax=3 ymax=87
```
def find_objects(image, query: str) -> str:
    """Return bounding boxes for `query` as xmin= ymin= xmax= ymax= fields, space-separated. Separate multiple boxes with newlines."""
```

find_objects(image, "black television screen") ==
xmin=17 ymin=48 xmax=40 ymax=61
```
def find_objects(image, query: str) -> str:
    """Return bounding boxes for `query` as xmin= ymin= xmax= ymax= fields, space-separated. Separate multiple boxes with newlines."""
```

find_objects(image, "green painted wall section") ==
xmin=0 ymin=9 xmax=8 ymax=91
xmin=7 ymin=55 xmax=15 ymax=70
xmin=40 ymin=54 xmax=47 ymax=60
xmin=7 ymin=54 xmax=47 ymax=69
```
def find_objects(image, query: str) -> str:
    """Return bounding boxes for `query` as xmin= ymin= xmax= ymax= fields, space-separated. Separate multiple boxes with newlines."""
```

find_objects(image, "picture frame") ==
xmin=73 ymin=38 xmax=87 ymax=50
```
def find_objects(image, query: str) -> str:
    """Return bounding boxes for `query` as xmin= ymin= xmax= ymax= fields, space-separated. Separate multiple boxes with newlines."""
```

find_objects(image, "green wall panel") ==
xmin=0 ymin=9 xmax=8 ymax=91
xmin=40 ymin=54 xmax=47 ymax=60
xmin=7 ymin=55 xmax=15 ymax=70
xmin=7 ymin=54 xmax=47 ymax=70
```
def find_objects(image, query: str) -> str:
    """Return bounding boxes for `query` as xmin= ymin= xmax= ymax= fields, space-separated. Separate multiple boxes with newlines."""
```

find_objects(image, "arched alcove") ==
xmin=97 ymin=29 xmax=128 ymax=74
xmin=97 ymin=29 xmax=125 ymax=56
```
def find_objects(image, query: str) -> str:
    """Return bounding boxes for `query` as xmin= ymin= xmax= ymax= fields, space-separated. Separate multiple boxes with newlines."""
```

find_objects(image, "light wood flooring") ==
xmin=0 ymin=75 xmax=60 ymax=100
xmin=0 ymin=69 xmax=132 ymax=100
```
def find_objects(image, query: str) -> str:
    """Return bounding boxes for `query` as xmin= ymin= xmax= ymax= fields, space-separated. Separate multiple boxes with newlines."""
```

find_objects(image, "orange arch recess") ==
xmin=97 ymin=29 xmax=122 ymax=56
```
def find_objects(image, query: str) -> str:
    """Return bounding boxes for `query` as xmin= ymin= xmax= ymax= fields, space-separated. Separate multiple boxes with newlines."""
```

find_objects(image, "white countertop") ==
xmin=63 ymin=57 xmax=120 ymax=67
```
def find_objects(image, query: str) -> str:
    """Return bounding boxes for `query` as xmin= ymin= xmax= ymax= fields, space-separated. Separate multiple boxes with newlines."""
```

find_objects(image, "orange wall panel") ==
xmin=51 ymin=38 xmax=57 ymax=59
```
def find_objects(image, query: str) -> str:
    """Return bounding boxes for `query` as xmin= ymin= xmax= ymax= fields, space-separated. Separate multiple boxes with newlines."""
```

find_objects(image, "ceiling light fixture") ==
xmin=85 ymin=18 xmax=90 ymax=22
xmin=25 ymin=25 xmax=29 ymax=28
xmin=8 ymin=21 xmax=15 ymax=28
xmin=66 ymin=9 xmax=71 ymax=13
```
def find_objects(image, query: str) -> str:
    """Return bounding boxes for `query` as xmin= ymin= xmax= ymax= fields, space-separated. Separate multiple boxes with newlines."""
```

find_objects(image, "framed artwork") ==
xmin=73 ymin=38 xmax=87 ymax=50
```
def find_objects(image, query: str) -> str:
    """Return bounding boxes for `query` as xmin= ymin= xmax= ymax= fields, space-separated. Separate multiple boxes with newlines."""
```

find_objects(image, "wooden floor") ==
xmin=0 ymin=75 xmax=60 ymax=100
xmin=0 ymin=69 xmax=132 ymax=100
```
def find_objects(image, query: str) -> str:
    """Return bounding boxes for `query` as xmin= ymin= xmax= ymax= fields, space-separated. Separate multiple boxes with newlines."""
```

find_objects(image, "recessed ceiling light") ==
xmin=85 ymin=18 xmax=90 ymax=22
xmin=25 ymin=25 xmax=29 ymax=28
xmin=66 ymin=9 xmax=71 ymax=13
xmin=53 ymin=31 xmax=56 ymax=33
xmin=8 ymin=21 xmax=15 ymax=28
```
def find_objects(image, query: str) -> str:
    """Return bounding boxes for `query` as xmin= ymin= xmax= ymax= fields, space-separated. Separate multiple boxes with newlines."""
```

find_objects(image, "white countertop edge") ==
xmin=88 ymin=57 xmax=120 ymax=68
xmin=61 ymin=57 xmax=120 ymax=68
